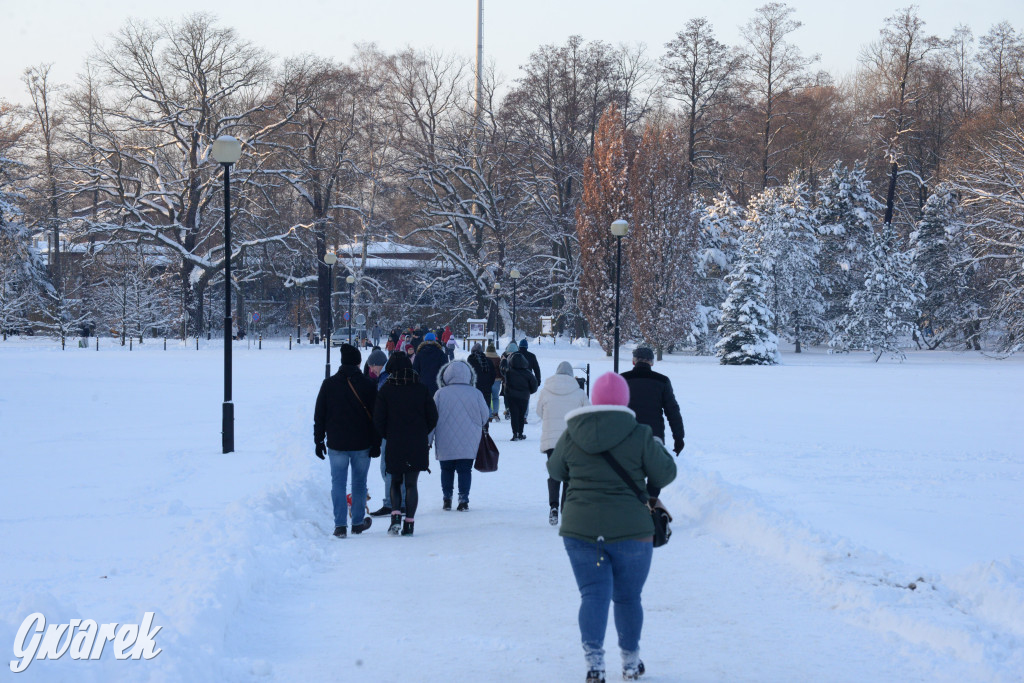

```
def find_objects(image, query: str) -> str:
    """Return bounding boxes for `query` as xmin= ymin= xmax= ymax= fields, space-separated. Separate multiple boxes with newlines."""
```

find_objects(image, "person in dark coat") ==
xmin=518 ymin=338 xmax=542 ymax=422
xmin=467 ymin=343 xmax=496 ymax=405
xmin=412 ymin=332 xmax=448 ymax=396
xmin=485 ymin=342 xmax=502 ymax=421
xmin=620 ymin=347 xmax=685 ymax=499
xmin=504 ymin=351 xmax=539 ymax=441
xmin=313 ymin=344 xmax=379 ymax=538
xmin=374 ymin=352 xmax=438 ymax=536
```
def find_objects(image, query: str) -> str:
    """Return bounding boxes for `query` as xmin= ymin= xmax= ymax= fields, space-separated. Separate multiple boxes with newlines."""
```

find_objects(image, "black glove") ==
xmin=673 ymin=438 xmax=684 ymax=455
xmin=315 ymin=442 xmax=326 ymax=460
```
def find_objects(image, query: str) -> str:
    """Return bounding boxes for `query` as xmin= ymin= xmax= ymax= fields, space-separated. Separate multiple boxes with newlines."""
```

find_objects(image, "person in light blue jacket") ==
xmin=433 ymin=360 xmax=491 ymax=511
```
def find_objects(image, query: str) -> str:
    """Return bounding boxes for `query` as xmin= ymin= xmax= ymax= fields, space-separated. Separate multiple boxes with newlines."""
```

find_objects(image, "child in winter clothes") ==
xmin=433 ymin=360 xmax=491 ymax=510
xmin=536 ymin=361 xmax=590 ymax=524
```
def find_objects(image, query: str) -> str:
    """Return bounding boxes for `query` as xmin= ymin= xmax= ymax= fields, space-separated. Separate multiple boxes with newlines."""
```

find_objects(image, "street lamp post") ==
xmin=324 ymin=251 xmax=337 ymax=379
xmin=611 ymin=219 xmax=629 ymax=373
xmin=346 ymin=275 xmax=355 ymax=344
xmin=510 ymin=269 xmax=521 ymax=343
xmin=212 ymin=135 xmax=242 ymax=454
xmin=491 ymin=282 xmax=501 ymax=346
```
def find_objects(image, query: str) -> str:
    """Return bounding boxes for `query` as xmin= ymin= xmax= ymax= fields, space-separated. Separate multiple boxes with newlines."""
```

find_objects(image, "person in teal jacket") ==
xmin=547 ymin=372 xmax=676 ymax=683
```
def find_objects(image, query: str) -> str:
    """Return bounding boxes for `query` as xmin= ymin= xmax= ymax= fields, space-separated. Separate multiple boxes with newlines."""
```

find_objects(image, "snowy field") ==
xmin=1 ymin=336 xmax=1022 ymax=682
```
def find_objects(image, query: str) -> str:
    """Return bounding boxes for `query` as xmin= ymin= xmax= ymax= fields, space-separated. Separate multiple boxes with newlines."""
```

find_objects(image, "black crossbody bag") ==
xmin=598 ymin=450 xmax=672 ymax=548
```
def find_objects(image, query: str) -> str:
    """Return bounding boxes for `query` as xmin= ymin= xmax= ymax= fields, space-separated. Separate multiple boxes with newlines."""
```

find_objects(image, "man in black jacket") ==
xmin=412 ymin=332 xmax=447 ymax=395
xmin=517 ymin=338 xmax=541 ymax=422
xmin=314 ymin=344 xmax=379 ymax=538
xmin=620 ymin=347 xmax=685 ymax=498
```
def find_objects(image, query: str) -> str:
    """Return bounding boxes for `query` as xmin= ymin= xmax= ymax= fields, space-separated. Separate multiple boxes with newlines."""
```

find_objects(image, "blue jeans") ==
xmin=328 ymin=448 xmax=371 ymax=527
xmin=439 ymin=459 xmax=473 ymax=503
xmin=379 ymin=440 xmax=405 ymax=509
xmin=490 ymin=380 xmax=501 ymax=416
xmin=563 ymin=537 xmax=653 ymax=671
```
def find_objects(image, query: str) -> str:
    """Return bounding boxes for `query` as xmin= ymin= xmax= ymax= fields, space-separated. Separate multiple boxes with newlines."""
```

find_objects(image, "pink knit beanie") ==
xmin=591 ymin=372 xmax=630 ymax=406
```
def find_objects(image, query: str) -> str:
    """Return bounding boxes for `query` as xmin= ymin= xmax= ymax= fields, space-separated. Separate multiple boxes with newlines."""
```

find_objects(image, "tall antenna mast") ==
xmin=475 ymin=0 xmax=484 ymax=129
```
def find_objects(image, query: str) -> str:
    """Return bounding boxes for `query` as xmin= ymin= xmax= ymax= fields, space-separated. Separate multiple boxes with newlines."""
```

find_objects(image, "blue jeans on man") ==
xmin=439 ymin=458 xmax=473 ymax=503
xmin=328 ymin=448 xmax=371 ymax=527
xmin=562 ymin=537 xmax=653 ymax=672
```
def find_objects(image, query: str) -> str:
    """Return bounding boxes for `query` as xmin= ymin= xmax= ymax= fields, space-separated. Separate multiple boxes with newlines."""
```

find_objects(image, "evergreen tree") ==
xmin=747 ymin=178 xmax=824 ymax=351
xmin=815 ymin=161 xmax=882 ymax=337
xmin=0 ymin=154 xmax=50 ymax=338
xmin=691 ymin=192 xmax=742 ymax=354
xmin=831 ymin=222 xmax=924 ymax=361
xmin=910 ymin=184 xmax=976 ymax=348
xmin=716 ymin=234 xmax=778 ymax=365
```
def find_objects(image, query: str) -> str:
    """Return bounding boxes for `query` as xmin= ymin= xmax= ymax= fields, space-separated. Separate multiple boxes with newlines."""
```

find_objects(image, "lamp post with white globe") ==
xmin=323 ymin=251 xmax=337 ymax=379
xmin=611 ymin=219 xmax=629 ymax=373
xmin=212 ymin=135 xmax=242 ymax=454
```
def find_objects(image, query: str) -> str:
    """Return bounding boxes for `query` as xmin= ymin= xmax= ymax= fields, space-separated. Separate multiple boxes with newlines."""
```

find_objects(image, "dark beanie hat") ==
xmin=633 ymin=347 xmax=655 ymax=362
xmin=519 ymin=338 xmax=528 ymax=349
xmin=385 ymin=351 xmax=412 ymax=374
xmin=340 ymin=343 xmax=361 ymax=366
xmin=367 ymin=349 xmax=388 ymax=367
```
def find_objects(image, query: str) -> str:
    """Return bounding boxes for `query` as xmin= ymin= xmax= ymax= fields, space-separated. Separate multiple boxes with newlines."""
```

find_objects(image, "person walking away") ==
xmin=313 ymin=344 xmax=379 ymax=538
xmin=413 ymin=332 xmax=448 ymax=396
xmin=620 ymin=347 xmax=685 ymax=499
xmin=485 ymin=342 xmax=502 ymax=421
xmin=445 ymin=339 xmax=457 ymax=362
xmin=433 ymin=360 xmax=490 ymax=511
xmin=467 ymin=343 xmax=495 ymax=406
xmin=365 ymin=349 xmax=402 ymax=517
xmin=547 ymin=372 xmax=676 ymax=682
xmin=536 ymin=361 xmax=590 ymax=525
xmin=441 ymin=324 xmax=453 ymax=345
xmin=504 ymin=351 xmax=538 ymax=440
xmin=499 ymin=341 xmax=520 ymax=420
xmin=374 ymin=352 xmax=438 ymax=536
xmin=372 ymin=324 xmax=382 ymax=347
xmin=517 ymin=339 xmax=542 ymax=422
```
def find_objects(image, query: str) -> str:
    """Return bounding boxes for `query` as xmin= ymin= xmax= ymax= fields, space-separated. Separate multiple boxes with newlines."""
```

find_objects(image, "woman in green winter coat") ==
xmin=547 ymin=372 xmax=676 ymax=683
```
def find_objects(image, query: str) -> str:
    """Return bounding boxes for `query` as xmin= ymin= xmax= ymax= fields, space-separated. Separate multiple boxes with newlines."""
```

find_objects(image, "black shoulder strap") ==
xmin=598 ymin=450 xmax=648 ymax=505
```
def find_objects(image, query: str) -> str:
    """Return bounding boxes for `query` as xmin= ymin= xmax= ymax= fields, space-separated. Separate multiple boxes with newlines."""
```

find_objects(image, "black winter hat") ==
xmin=385 ymin=351 xmax=412 ymax=374
xmin=340 ymin=343 xmax=362 ymax=366
xmin=366 ymin=349 xmax=388 ymax=367
xmin=632 ymin=347 xmax=655 ymax=362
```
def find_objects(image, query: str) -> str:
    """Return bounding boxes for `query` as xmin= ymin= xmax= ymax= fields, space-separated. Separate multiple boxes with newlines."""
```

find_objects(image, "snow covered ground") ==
xmin=1 ymin=336 xmax=1022 ymax=682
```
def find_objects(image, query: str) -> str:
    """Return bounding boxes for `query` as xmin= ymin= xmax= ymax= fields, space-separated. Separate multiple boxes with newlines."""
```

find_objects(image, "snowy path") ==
xmin=227 ymin=432 xmax=969 ymax=682
xmin=2 ymin=340 xmax=1021 ymax=682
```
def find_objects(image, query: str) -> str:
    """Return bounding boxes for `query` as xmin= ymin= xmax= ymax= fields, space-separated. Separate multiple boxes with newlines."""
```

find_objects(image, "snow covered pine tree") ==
xmin=716 ymin=234 xmax=778 ymax=365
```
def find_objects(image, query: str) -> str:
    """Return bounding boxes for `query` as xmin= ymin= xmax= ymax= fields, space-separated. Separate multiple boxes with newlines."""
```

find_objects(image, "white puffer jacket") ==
xmin=535 ymin=373 xmax=590 ymax=452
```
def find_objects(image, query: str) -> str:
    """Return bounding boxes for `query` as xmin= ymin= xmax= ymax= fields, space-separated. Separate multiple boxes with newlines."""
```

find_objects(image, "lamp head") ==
xmin=510 ymin=269 xmax=521 ymax=279
xmin=211 ymin=135 xmax=242 ymax=164
xmin=346 ymin=275 xmax=355 ymax=284
xmin=323 ymin=252 xmax=338 ymax=265
xmin=610 ymin=219 xmax=629 ymax=237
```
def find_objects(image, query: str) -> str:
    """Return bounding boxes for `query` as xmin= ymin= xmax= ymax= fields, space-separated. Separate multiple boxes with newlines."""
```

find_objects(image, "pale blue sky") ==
xmin=2 ymin=0 xmax=1022 ymax=104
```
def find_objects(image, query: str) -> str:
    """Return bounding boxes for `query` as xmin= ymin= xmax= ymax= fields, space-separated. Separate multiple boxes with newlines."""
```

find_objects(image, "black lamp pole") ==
xmin=213 ymin=135 xmax=241 ymax=453
xmin=324 ymin=258 xmax=334 ymax=379
xmin=348 ymin=277 xmax=354 ymax=344
xmin=611 ymin=219 xmax=628 ymax=373
xmin=510 ymin=269 xmax=520 ymax=343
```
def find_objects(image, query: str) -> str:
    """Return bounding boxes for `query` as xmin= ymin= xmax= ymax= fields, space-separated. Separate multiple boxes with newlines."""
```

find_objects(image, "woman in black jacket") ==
xmin=373 ymin=352 xmax=439 ymax=536
xmin=504 ymin=352 xmax=538 ymax=441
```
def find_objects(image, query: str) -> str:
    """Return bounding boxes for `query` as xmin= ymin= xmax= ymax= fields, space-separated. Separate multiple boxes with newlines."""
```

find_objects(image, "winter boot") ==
xmin=387 ymin=513 xmax=403 ymax=536
xmin=351 ymin=517 xmax=372 ymax=534
xmin=333 ymin=526 xmax=347 ymax=538
xmin=585 ymin=670 xmax=605 ymax=683
xmin=622 ymin=660 xmax=645 ymax=680
xmin=442 ymin=498 xmax=452 ymax=511
xmin=401 ymin=518 xmax=415 ymax=536
xmin=456 ymin=501 xmax=469 ymax=511
xmin=369 ymin=505 xmax=392 ymax=517
xmin=503 ymin=409 xmax=510 ymax=419
xmin=549 ymin=507 xmax=558 ymax=526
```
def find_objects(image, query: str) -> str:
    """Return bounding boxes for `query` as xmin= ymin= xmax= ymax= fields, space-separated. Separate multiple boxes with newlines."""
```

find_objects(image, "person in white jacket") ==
xmin=535 ymin=361 xmax=590 ymax=525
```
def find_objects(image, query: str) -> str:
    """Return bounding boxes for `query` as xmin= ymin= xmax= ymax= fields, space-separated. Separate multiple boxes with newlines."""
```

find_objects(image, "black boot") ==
xmin=401 ymin=519 xmax=414 ymax=536
xmin=387 ymin=513 xmax=402 ymax=536
xmin=443 ymin=499 xmax=452 ymax=511
xmin=369 ymin=505 xmax=392 ymax=517
xmin=585 ymin=670 xmax=605 ymax=683
xmin=352 ymin=517 xmax=372 ymax=534
xmin=333 ymin=526 xmax=347 ymax=538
